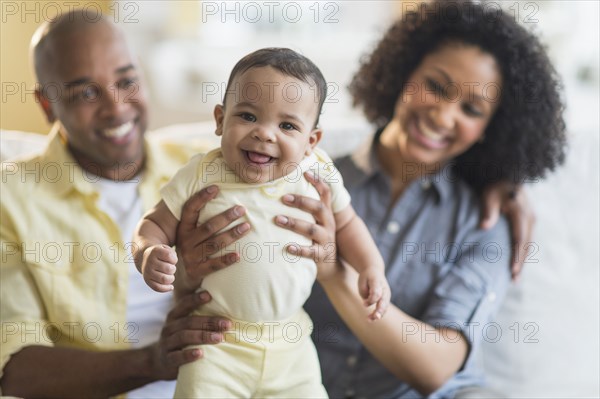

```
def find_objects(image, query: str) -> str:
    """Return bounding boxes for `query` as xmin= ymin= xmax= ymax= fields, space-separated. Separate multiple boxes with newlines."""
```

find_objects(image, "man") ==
xmin=0 ymin=10 xmax=248 ymax=397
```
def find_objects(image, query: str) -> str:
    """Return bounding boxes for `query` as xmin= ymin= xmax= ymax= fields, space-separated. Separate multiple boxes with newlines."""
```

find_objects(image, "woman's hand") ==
xmin=274 ymin=172 xmax=340 ymax=282
xmin=479 ymin=182 xmax=535 ymax=281
xmin=175 ymin=185 xmax=251 ymax=293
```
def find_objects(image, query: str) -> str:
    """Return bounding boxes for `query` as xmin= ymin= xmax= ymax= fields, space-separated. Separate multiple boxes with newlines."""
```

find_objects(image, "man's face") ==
xmin=214 ymin=66 xmax=322 ymax=184
xmin=39 ymin=22 xmax=148 ymax=176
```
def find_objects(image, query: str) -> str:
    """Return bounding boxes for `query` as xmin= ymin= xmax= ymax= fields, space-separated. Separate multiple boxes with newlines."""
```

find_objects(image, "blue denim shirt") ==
xmin=305 ymin=133 xmax=511 ymax=399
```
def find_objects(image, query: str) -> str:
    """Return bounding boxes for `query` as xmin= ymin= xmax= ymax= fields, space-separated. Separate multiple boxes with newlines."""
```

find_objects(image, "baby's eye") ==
xmin=239 ymin=113 xmax=256 ymax=122
xmin=280 ymin=122 xmax=296 ymax=131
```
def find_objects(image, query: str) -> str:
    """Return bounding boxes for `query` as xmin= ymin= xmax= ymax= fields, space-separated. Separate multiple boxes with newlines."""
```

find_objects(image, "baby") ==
xmin=133 ymin=48 xmax=389 ymax=398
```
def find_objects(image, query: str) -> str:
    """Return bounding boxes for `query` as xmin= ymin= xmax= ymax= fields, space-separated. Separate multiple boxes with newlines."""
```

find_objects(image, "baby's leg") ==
xmin=255 ymin=310 xmax=328 ymax=398
xmin=174 ymin=315 xmax=261 ymax=398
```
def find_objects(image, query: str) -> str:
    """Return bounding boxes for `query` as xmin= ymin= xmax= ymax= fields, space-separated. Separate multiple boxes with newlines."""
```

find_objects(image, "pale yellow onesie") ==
xmin=161 ymin=147 xmax=350 ymax=398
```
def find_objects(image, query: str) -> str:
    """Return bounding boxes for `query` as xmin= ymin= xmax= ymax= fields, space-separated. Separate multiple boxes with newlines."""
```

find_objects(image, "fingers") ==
xmin=179 ymin=186 xmax=219 ymax=233
xmin=163 ymin=312 xmax=232 ymax=351
xmin=304 ymin=172 xmax=332 ymax=207
xmin=164 ymin=328 xmax=226 ymax=352
xmin=166 ymin=291 xmax=213 ymax=321
xmin=358 ymin=276 xmax=370 ymax=302
xmin=369 ymin=283 xmax=391 ymax=321
xmin=143 ymin=245 xmax=177 ymax=292
xmin=281 ymin=193 xmax=326 ymax=217
xmin=505 ymin=190 xmax=536 ymax=282
xmin=364 ymin=285 xmax=383 ymax=307
xmin=145 ymin=264 xmax=176 ymax=292
xmin=165 ymin=347 xmax=203 ymax=368
xmin=274 ymin=215 xmax=329 ymax=244
xmin=281 ymin=173 xmax=334 ymax=227
xmin=479 ymin=182 xmax=504 ymax=230
xmin=186 ymin=252 xmax=241 ymax=279
xmin=199 ymin=221 xmax=251 ymax=255
xmin=286 ymin=243 xmax=316 ymax=260
xmin=195 ymin=206 xmax=247 ymax=243
xmin=179 ymin=215 xmax=250 ymax=278
xmin=162 ymin=312 xmax=234 ymax=368
xmin=178 ymin=203 xmax=247 ymax=250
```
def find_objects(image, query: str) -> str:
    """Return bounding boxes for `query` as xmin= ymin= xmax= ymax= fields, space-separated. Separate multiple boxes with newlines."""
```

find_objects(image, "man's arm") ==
xmin=0 ymin=290 xmax=230 ymax=398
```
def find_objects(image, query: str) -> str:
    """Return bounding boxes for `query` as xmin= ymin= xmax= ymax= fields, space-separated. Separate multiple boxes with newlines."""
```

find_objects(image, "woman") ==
xmin=177 ymin=1 xmax=566 ymax=397
xmin=273 ymin=1 xmax=566 ymax=398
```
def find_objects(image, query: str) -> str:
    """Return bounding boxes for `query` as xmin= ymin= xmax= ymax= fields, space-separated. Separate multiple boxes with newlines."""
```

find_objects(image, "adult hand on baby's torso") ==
xmin=175 ymin=185 xmax=250 ymax=294
xmin=275 ymin=172 xmax=340 ymax=282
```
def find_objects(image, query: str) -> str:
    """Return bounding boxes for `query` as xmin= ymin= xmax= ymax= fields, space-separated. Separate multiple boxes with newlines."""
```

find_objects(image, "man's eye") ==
xmin=71 ymin=85 xmax=100 ymax=102
xmin=280 ymin=122 xmax=295 ymax=131
xmin=240 ymin=113 xmax=256 ymax=122
xmin=117 ymin=77 xmax=138 ymax=90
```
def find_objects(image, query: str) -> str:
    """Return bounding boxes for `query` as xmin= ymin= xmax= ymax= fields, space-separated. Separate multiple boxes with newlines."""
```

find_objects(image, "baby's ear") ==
xmin=213 ymin=104 xmax=225 ymax=136
xmin=305 ymin=128 xmax=322 ymax=156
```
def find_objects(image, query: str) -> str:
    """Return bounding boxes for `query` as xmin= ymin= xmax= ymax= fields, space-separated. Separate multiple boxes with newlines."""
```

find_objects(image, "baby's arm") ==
xmin=335 ymin=205 xmax=390 ymax=320
xmin=133 ymin=200 xmax=180 ymax=292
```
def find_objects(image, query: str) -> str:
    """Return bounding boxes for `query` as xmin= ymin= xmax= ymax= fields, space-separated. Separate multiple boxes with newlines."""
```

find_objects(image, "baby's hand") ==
xmin=141 ymin=244 xmax=178 ymax=292
xmin=358 ymin=269 xmax=391 ymax=321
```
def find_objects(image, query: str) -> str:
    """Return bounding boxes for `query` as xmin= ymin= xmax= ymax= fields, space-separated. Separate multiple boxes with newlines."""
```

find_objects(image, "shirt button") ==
xmin=387 ymin=221 xmax=400 ymax=234
xmin=488 ymin=292 xmax=497 ymax=302
xmin=346 ymin=355 xmax=358 ymax=367
xmin=421 ymin=179 xmax=431 ymax=190
xmin=261 ymin=185 xmax=280 ymax=197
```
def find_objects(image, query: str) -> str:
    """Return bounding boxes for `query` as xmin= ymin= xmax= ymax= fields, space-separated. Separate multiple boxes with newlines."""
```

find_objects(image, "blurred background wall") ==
xmin=1 ymin=0 xmax=111 ymax=133
xmin=4 ymin=1 xmax=596 ymax=136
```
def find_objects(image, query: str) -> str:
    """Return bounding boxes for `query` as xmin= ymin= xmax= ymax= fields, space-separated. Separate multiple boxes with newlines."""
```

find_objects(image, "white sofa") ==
xmin=1 ymin=120 xmax=598 ymax=398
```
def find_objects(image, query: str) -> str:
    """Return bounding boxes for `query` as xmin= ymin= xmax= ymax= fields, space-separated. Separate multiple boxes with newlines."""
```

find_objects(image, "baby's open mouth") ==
xmin=245 ymin=150 xmax=276 ymax=165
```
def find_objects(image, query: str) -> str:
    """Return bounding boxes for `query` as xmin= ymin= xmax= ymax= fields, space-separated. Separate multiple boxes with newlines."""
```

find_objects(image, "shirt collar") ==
xmin=349 ymin=128 xmax=453 ymax=203
xmin=39 ymin=124 xmax=173 ymax=197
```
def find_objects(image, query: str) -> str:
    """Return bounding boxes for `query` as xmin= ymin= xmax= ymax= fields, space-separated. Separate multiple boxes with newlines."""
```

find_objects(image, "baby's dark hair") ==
xmin=223 ymin=47 xmax=327 ymax=127
xmin=349 ymin=0 xmax=567 ymax=190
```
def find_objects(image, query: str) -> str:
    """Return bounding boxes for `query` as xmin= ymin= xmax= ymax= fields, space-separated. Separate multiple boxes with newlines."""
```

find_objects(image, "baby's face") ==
xmin=214 ymin=66 xmax=321 ymax=184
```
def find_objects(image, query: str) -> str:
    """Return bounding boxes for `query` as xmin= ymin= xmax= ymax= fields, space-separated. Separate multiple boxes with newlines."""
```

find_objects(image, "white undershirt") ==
xmin=91 ymin=175 xmax=176 ymax=398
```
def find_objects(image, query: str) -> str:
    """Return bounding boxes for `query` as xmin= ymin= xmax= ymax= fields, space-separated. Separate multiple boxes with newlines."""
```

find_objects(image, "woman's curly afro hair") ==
xmin=349 ymin=0 xmax=567 ymax=190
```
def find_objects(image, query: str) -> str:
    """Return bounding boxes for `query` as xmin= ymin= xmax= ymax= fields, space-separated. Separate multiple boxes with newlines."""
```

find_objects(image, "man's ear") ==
xmin=305 ymin=128 xmax=322 ymax=156
xmin=35 ymin=88 xmax=56 ymax=123
xmin=213 ymin=104 xmax=225 ymax=136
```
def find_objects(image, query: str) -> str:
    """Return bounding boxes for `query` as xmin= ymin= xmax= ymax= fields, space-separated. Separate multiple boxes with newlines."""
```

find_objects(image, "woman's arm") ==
xmin=318 ymin=262 xmax=468 ymax=395
xmin=276 ymin=173 xmax=468 ymax=395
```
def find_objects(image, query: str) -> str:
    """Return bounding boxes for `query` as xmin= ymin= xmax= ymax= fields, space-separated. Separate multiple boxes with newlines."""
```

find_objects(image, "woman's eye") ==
xmin=240 ymin=113 xmax=256 ymax=122
xmin=426 ymin=78 xmax=445 ymax=95
xmin=280 ymin=122 xmax=295 ymax=131
xmin=462 ymin=103 xmax=483 ymax=117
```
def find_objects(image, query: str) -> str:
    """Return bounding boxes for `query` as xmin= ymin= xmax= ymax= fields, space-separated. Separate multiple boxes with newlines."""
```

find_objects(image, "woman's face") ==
xmin=389 ymin=42 xmax=502 ymax=167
